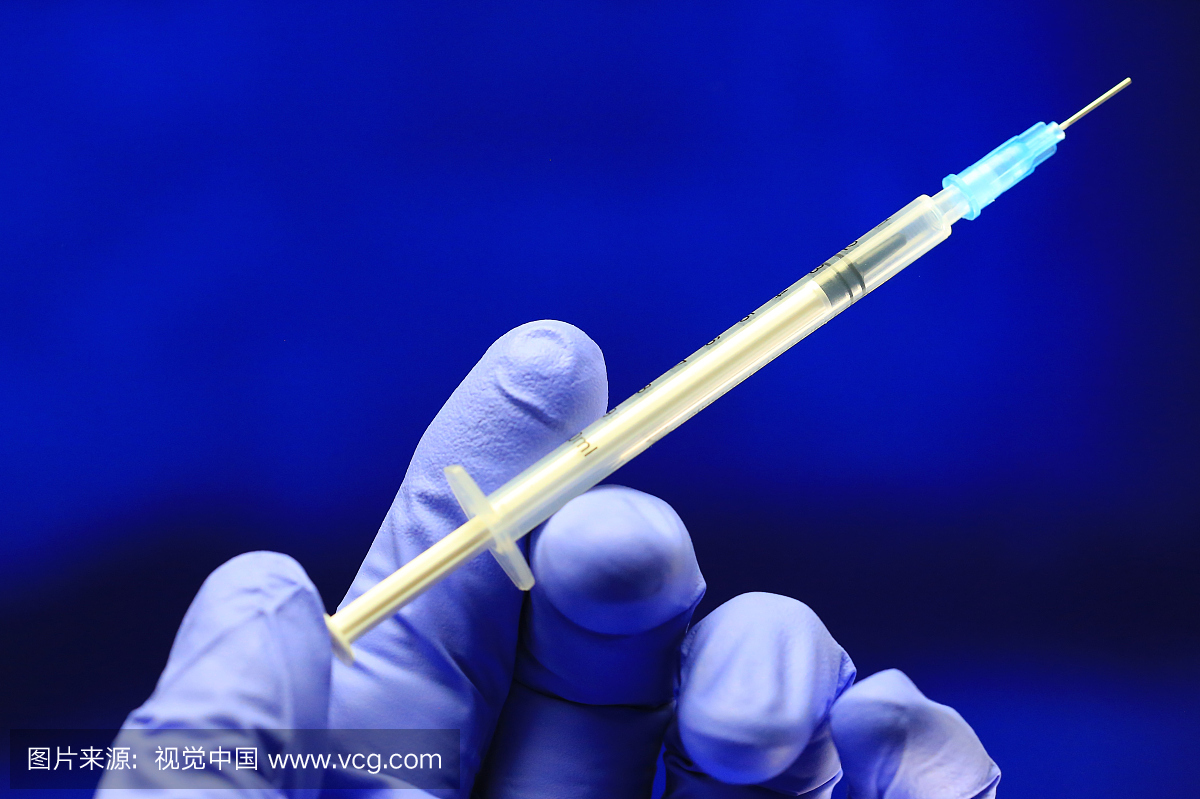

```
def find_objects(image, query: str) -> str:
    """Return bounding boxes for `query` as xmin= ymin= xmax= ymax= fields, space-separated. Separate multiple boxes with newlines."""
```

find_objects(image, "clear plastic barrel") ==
xmin=330 ymin=188 xmax=967 ymax=646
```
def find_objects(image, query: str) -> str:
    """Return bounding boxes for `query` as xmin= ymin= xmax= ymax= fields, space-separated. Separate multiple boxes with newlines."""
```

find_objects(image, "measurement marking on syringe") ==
xmin=567 ymin=432 xmax=598 ymax=457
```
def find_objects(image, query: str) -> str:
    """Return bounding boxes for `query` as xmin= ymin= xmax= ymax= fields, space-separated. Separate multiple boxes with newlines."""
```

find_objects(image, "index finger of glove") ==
xmin=329 ymin=321 xmax=608 ymax=779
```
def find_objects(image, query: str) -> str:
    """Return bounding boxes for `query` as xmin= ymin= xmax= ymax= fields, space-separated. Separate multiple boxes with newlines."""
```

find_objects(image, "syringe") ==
xmin=325 ymin=78 xmax=1131 ymax=663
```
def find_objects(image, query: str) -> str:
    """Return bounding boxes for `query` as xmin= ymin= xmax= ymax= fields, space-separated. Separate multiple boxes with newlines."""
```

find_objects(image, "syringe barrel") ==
xmin=487 ymin=193 xmax=957 ymax=544
xmin=330 ymin=192 xmax=960 ymax=647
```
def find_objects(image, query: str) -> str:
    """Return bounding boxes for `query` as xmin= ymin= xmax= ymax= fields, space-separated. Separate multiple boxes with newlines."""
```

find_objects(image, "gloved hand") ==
xmin=99 ymin=321 xmax=1001 ymax=799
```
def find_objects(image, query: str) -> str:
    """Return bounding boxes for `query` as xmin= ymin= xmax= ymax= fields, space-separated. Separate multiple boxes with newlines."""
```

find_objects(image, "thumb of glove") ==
xmin=98 ymin=551 xmax=332 ymax=794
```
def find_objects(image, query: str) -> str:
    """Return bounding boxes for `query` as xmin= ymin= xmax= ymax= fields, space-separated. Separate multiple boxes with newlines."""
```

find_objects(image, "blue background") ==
xmin=2 ymin=2 xmax=1198 ymax=796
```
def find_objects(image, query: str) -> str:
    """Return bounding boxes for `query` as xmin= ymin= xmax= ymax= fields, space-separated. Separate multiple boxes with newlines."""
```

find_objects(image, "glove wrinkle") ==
xmin=492 ymin=324 xmax=596 ymax=432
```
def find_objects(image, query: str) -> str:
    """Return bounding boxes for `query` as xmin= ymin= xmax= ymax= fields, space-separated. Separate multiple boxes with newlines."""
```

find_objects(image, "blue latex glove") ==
xmin=99 ymin=321 xmax=1001 ymax=798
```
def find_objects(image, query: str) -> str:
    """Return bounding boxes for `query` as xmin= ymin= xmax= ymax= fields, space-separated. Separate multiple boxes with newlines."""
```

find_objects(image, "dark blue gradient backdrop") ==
xmin=3 ymin=3 xmax=1198 ymax=796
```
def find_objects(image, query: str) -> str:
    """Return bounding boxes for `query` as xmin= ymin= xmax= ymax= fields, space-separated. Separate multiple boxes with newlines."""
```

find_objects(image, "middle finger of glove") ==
xmin=474 ymin=485 xmax=706 ymax=798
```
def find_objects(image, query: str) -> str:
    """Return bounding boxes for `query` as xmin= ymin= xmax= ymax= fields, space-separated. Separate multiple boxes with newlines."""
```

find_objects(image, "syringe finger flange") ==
xmin=445 ymin=464 xmax=535 ymax=591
